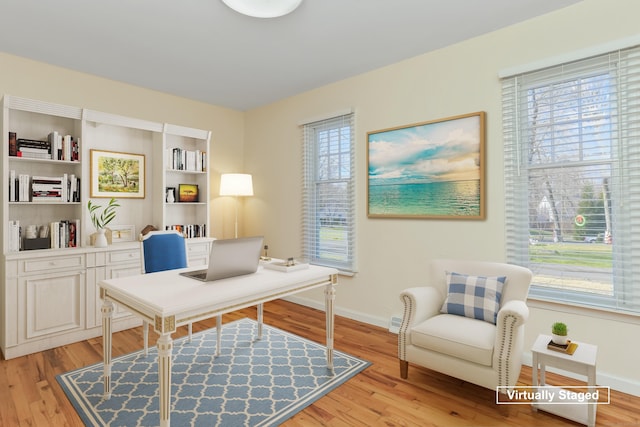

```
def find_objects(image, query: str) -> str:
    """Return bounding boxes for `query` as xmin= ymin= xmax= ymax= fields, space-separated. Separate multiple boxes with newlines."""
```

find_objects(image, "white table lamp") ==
xmin=220 ymin=173 xmax=253 ymax=238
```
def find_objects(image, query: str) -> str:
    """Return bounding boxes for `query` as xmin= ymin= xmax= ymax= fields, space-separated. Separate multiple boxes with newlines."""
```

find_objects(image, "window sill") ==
xmin=527 ymin=297 xmax=640 ymax=325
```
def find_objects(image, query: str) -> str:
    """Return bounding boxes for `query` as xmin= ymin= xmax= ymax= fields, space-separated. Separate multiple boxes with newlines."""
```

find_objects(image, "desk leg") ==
xmin=325 ymin=283 xmax=335 ymax=372
xmin=257 ymin=303 xmax=264 ymax=339
xmin=531 ymin=351 xmax=538 ymax=410
xmin=101 ymin=300 xmax=114 ymax=399
xmin=157 ymin=333 xmax=173 ymax=427
xmin=215 ymin=315 xmax=222 ymax=357
xmin=587 ymin=365 xmax=596 ymax=427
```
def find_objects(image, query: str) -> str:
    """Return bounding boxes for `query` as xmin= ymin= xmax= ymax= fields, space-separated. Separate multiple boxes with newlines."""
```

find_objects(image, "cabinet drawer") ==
xmin=19 ymin=253 xmax=85 ymax=275
xmin=187 ymin=240 xmax=211 ymax=266
xmin=107 ymin=248 xmax=140 ymax=264
xmin=187 ymin=242 xmax=210 ymax=257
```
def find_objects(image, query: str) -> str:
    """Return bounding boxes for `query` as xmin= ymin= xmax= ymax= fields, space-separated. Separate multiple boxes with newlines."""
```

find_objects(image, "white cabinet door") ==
xmin=18 ymin=270 xmax=85 ymax=341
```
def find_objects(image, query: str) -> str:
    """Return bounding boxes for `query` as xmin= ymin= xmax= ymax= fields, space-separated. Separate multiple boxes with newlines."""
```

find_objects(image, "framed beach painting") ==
xmin=367 ymin=112 xmax=486 ymax=219
xmin=91 ymin=150 xmax=145 ymax=198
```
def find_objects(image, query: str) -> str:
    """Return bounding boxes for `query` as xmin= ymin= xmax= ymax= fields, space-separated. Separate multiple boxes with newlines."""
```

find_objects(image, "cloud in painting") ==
xmin=368 ymin=114 xmax=481 ymax=185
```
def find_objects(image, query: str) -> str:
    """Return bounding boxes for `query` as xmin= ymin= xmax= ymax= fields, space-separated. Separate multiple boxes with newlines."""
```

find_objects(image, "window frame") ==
xmin=502 ymin=47 xmax=640 ymax=315
xmin=302 ymin=112 xmax=356 ymax=273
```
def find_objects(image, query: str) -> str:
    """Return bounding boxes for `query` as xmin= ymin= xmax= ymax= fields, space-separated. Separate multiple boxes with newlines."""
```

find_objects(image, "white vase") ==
xmin=94 ymin=228 xmax=108 ymax=248
xmin=551 ymin=333 xmax=568 ymax=345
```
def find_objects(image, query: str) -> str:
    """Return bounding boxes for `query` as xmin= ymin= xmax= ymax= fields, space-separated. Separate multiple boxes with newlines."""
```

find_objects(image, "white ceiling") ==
xmin=0 ymin=0 xmax=580 ymax=111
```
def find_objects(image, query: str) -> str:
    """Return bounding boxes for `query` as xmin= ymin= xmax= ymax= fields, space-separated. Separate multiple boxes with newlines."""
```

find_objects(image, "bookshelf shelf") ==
xmin=166 ymin=169 xmax=207 ymax=175
xmin=9 ymin=201 xmax=82 ymax=205
xmin=9 ymin=158 xmax=81 ymax=165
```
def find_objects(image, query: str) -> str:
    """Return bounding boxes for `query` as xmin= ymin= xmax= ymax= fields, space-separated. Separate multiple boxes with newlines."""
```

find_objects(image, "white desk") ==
xmin=99 ymin=264 xmax=338 ymax=427
xmin=531 ymin=334 xmax=598 ymax=427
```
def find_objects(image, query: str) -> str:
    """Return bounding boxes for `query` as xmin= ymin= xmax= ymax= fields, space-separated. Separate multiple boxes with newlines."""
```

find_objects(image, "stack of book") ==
xmin=9 ymin=170 xmax=31 ymax=202
xmin=48 ymin=131 xmax=79 ymax=161
xmin=31 ymin=174 xmax=80 ymax=203
xmin=9 ymin=173 xmax=80 ymax=203
xmin=547 ymin=339 xmax=579 ymax=355
xmin=8 ymin=131 xmax=79 ymax=161
xmin=32 ymin=176 xmax=64 ymax=202
xmin=16 ymin=138 xmax=51 ymax=159
xmin=165 ymin=223 xmax=207 ymax=238
xmin=167 ymin=148 xmax=206 ymax=172
xmin=50 ymin=219 xmax=80 ymax=249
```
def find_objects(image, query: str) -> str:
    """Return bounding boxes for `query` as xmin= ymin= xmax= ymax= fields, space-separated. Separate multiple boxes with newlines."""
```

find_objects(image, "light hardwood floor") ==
xmin=1 ymin=299 xmax=638 ymax=426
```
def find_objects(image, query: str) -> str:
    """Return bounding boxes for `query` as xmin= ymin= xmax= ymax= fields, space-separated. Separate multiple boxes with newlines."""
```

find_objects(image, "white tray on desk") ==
xmin=263 ymin=260 xmax=310 ymax=272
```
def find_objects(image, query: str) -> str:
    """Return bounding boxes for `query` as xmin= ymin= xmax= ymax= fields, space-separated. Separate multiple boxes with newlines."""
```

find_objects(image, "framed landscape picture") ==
xmin=367 ymin=111 xmax=486 ymax=219
xmin=90 ymin=150 xmax=145 ymax=198
xmin=178 ymin=184 xmax=199 ymax=202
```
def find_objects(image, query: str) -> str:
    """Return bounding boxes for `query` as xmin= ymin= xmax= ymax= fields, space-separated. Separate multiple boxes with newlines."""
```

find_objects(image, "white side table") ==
xmin=531 ymin=334 xmax=598 ymax=427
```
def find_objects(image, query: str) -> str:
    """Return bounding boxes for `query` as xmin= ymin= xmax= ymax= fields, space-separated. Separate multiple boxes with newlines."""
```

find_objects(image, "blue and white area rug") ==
xmin=57 ymin=318 xmax=370 ymax=426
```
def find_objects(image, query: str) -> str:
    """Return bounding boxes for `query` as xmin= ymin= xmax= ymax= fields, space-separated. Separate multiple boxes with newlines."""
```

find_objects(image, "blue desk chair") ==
xmin=140 ymin=230 xmax=223 ymax=355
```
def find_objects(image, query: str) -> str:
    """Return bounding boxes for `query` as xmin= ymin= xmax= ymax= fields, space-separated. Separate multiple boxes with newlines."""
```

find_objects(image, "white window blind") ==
xmin=502 ymin=46 xmax=640 ymax=314
xmin=302 ymin=113 xmax=356 ymax=273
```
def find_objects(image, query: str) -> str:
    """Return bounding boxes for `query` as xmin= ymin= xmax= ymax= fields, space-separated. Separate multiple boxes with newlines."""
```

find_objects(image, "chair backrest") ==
xmin=140 ymin=230 xmax=188 ymax=273
xmin=426 ymin=259 xmax=532 ymax=305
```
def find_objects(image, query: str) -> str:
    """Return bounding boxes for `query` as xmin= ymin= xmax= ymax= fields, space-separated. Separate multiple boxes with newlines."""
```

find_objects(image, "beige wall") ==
xmin=0 ymin=52 xmax=245 ymax=239
xmin=243 ymin=0 xmax=640 ymax=395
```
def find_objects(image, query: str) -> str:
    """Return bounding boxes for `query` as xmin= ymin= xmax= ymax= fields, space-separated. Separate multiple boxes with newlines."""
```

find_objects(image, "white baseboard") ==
xmin=282 ymin=296 xmax=640 ymax=397
xmin=282 ymin=295 xmax=389 ymax=328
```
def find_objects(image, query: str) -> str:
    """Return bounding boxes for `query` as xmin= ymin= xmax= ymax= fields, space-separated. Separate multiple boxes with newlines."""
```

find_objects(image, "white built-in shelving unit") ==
xmin=0 ymin=95 xmax=213 ymax=359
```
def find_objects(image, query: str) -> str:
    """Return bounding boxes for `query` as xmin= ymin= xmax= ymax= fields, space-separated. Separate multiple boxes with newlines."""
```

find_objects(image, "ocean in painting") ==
xmin=368 ymin=180 xmax=480 ymax=217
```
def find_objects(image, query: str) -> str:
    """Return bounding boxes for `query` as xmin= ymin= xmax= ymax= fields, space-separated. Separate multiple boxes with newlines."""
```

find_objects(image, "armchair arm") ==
xmin=494 ymin=300 xmax=530 ymax=389
xmin=399 ymin=287 xmax=444 ymax=328
xmin=496 ymin=300 xmax=529 ymax=329
xmin=398 ymin=287 xmax=443 ymax=359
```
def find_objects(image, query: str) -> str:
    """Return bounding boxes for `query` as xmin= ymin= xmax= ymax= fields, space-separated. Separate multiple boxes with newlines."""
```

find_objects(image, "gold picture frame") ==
xmin=90 ymin=150 xmax=145 ymax=198
xmin=110 ymin=225 xmax=136 ymax=243
xmin=367 ymin=111 xmax=486 ymax=219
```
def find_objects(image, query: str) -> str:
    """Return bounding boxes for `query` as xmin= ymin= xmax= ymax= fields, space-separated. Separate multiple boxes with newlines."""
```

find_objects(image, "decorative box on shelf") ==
xmin=22 ymin=237 xmax=50 ymax=251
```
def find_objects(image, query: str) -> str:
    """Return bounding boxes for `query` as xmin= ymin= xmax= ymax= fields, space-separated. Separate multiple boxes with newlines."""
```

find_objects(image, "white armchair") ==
xmin=398 ymin=259 xmax=532 ymax=392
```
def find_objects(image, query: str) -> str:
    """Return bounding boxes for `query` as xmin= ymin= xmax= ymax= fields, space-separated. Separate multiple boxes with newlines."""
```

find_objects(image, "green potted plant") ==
xmin=88 ymin=198 xmax=120 ymax=247
xmin=551 ymin=321 xmax=568 ymax=345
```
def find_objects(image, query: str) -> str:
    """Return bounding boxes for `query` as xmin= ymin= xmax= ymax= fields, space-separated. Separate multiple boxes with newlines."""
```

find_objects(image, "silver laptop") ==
xmin=180 ymin=236 xmax=263 ymax=282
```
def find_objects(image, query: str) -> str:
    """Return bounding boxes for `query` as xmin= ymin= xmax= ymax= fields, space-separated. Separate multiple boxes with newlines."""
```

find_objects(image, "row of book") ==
xmin=9 ymin=172 xmax=81 ymax=203
xmin=167 ymin=148 xmax=206 ymax=172
xmin=165 ymin=223 xmax=207 ymax=238
xmin=7 ymin=219 xmax=80 ymax=251
xmin=8 ymin=131 xmax=80 ymax=162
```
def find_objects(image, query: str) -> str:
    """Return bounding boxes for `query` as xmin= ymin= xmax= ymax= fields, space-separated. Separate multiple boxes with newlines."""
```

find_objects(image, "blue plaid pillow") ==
xmin=440 ymin=271 xmax=506 ymax=324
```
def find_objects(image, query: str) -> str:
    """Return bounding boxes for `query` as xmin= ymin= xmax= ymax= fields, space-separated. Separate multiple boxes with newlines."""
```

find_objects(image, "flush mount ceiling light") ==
xmin=221 ymin=0 xmax=302 ymax=18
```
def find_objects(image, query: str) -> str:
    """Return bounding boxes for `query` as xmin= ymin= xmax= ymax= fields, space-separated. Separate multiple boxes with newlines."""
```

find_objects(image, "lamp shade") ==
xmin=220 ymin=173 xmax=254 ymax=196
xmin=221 ymin=0 xmax=302 ymax=18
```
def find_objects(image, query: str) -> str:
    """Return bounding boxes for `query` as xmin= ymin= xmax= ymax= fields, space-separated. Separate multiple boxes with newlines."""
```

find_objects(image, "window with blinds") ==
xmin=502 ymin=46 xmax=640 ymax=314
xmin=302 ymin=113 xmax=356 ymax=273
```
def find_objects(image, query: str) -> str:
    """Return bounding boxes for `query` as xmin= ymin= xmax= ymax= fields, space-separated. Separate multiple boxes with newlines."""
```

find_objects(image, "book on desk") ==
xmin=547 ymin=339 xmax=579 ymax=355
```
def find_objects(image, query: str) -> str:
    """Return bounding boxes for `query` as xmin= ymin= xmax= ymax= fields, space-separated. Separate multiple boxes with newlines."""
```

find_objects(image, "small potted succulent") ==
xmin=551 ymin=321 xmax=569 ymax=345
xmin=88 ymin=197 xmax=120 ymax=247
